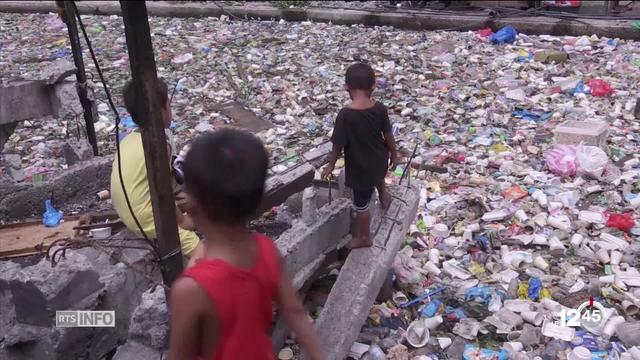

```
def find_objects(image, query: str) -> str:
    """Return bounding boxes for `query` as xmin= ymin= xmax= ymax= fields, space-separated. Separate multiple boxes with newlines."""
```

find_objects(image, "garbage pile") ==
xmin=343 ymin=27 xmax=640 ymax=360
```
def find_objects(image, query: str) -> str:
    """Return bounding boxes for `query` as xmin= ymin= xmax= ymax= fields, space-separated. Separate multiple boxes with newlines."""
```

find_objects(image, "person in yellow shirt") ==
xmin=111 ymin=79 xmax=204 ymax=266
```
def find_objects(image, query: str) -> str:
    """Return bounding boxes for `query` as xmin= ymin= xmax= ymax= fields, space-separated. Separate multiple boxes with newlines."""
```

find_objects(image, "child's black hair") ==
xmin=345 ymin=63 xmax=375 ymax=91
xmin=122 ymin=78 xmax=168 ymax=126
xmin=183 ymin=128 xmax=269 ymax=225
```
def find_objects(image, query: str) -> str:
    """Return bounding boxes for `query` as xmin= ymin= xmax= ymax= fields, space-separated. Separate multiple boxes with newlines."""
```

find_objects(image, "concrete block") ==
xmin=62 ymin=140 xmax=94 ymax=166
xmin=553 ymin=120 xmax=608 ymax=149
xmin=302 ymin=187 xmax=317 ymax=225
xmin=306 ymin=185 xmax=419 ymax=360
xmin=261 ymin=162 xmax=315 ymax=214
xmin=276 ymin=198 xmax=351 ymax=277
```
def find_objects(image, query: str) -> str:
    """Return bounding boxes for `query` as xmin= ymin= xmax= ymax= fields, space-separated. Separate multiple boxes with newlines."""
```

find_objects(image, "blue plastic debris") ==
xmin=400 ymin=287 xmax=447 ymax=308
xmin=444 ymin=306 xmax=466 ymax=320
xmin=515 ymin=52 xmax=533 ymax=63
xmin=568 ymin=80 xmax=590 ymax=96
xmin=528 ymin=277 xmax=542 ymax=300
xmin=43 ymin=199 xmax=63 ymax=227
xmin=512 ymin=109 xmax=552 ymax=122
xmin=489 ymin=25 xmax=517 ymax=44
xmin=120 ymin=116 xmax=137 ymax=129
xmin=465 ymin=286 xmax=492 ymax=303
xmin=421 ymin=299 xmax=444 ymax=317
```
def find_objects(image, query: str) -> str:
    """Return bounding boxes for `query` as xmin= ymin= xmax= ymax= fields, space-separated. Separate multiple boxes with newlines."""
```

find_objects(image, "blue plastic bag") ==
xmin=43 ymin=199 xmax=63 ymax=227
xmin=465 ymin=286 xmax=492 ymax=303
xmin=528 ymin=277 xmax=542 ymax=300
xmin=568 ymin=80 xmax=590 ymax=96
xmin=490 ymin=26 xmax=517 ymax=44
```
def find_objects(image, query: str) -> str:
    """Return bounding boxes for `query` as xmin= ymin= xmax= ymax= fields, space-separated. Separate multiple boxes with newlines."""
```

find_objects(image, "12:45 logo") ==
xmin=557 ymin=297 xmax=608 ymax=330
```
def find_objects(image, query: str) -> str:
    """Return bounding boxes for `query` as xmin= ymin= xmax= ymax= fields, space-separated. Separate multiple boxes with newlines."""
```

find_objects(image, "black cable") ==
xmin=71 ymin=1 xmax=160 ymax=258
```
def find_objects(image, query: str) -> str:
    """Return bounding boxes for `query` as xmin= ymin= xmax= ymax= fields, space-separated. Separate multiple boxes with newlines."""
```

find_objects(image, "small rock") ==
xmin=62 ymin=140 xmax=93 ymax=166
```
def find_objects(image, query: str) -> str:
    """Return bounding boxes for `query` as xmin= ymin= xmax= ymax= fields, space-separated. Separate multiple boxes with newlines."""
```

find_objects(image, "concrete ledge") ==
xmin=0 ymin=1 xmax=637 ymax=40
xmin=308 ymin=184 xmax=420 ymax=360
xmin=261 ymin=162 xmax=315 ymax=214
xmin=0 ymin=156 xmax=112 ymax=221
xmin=276 ymin=197 xmax=351 ymax=277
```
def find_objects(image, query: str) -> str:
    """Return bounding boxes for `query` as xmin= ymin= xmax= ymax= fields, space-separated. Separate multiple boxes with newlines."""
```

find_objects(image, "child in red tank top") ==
xmin=168 ymin=129 xmax=324 ymax=360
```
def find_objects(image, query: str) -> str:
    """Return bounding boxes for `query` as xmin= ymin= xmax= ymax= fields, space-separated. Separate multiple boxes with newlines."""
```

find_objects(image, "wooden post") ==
xmin=60 ymin=1 xmax=99 ymax=156
xmin=120 ymin=1 xmax=183 ymax=287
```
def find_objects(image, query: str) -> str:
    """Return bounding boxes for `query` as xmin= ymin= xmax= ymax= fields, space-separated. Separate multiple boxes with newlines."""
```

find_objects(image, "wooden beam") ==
xmin=60 ymin=1 xmax=99 ymax=156
xmin=120 ymin=1 xmax=183 ymax=287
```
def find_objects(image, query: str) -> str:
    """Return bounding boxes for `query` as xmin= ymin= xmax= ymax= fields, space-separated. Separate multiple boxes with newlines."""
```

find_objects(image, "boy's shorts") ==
xmin=353 ymin=188 xmax=375 ymax=212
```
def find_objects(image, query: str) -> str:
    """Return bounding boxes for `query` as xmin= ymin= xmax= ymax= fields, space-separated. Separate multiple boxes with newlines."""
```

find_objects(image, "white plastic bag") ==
xmin=576 ymin=143 xmax=609 ymax=178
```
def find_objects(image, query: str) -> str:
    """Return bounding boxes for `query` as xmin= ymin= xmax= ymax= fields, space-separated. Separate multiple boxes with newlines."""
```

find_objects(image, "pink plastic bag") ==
xmin=545 ymin=145 xmax=578 ymax=177
xmin=587 ymin=79 xmax=614 ymax=97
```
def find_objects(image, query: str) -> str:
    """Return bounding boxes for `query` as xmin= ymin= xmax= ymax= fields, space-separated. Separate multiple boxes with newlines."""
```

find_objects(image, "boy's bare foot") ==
xmin=379 ymin=191 xmax=391 ymax=209
xmin=347 ymin=236 xmax=373 ymax=250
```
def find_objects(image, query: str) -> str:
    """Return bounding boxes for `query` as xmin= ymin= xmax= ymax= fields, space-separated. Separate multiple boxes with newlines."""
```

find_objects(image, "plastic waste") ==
xmin=545 ymin=145 xmax=578 ymax=177
xmin=576 ymin=143 xmax=608 ymax=178
xmin=476 ymin=28 xmax=493 ymax=37
xmin=606 ymin=213 xmax=635 ymax=233
xmin=489 ymin=25 xmax=517 ymax=44
xmin=587 ymin=79 xmax=614 ymax=97
xmin=463 ymin=344 xmax=508 ymax=360
xmin=43 ymin=199 xmax=63 ymax=227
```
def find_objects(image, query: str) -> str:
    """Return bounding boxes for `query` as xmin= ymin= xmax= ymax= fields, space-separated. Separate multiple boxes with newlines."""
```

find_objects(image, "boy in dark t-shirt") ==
xmin=322 ymin=63 xmax=400 ymax=249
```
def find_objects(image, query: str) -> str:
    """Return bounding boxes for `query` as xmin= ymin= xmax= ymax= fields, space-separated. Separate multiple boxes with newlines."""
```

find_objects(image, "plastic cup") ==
xmin=278 ymin=347 xmax=294 ymax=360
xmin=596 ymin=249 xmax=610 ymax=264
xmin=522 ymin=311 xmax=543 ymax=326
xmin=502 ymin=342 xmax=523 ymax=354
xmin=437 ymin=337 xmax=452 ymax=349
xmin=515 ymin=209 xmax=528 ymax=221
xmin=610 ymin=251 xmax=623 ymax=266
xmin=392 ymin=291 xmax=408 ymax=306
xmin=570 ymin=234 xmax=584 ymax=248
xmin=567 ymin=346 xmax=592 ymax=360
xmin=532 ymin=256 xmax=549 ymax=271
xmin=428 ymin=248 xmax=440 ymax=264
xmin=406 ymin=319 xmax=430 ymax=348
xmin=424 ymin=261 xmax=441 ymax=275
xmin=602 ymin=315 xmax=625 ymax=339
xmin=622 ymin=300 xmax=639 ymax=316
xmin=432 ymin=224 xmax=449 ymax=238
xmin=423 ymin=316 xmax=443 ymax=330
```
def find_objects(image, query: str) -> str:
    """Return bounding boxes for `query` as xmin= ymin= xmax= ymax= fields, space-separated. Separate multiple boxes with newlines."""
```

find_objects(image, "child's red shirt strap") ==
xmin=181 ymin=233 xmax=281 ymax=360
